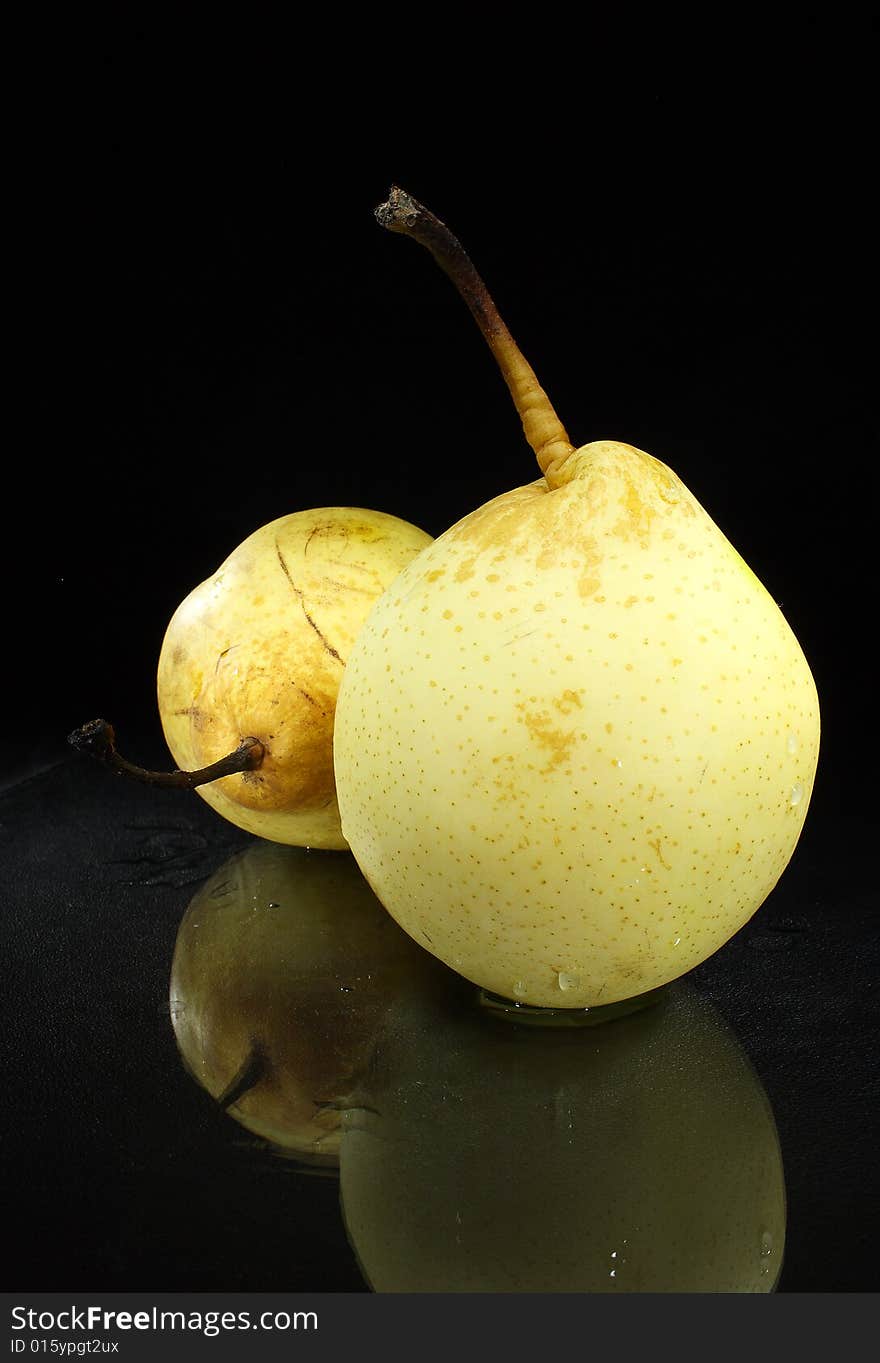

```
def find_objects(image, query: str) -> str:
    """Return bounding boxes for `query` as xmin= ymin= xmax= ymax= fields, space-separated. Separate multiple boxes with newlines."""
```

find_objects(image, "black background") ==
xmin=10 ymin=24 xmax=877 ymax=817
xmin=4 ymin=21 xmax=879 ymax=1295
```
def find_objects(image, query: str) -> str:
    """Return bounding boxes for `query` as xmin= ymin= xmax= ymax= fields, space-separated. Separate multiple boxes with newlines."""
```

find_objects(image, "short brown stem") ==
xmin=217 ymin=1042 xmax=268 ymax=1111
xmin=68 ymin=718 xmax=265 ymax=788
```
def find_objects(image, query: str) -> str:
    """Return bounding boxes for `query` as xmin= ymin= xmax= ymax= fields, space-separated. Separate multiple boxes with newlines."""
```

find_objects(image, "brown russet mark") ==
xmin=444 ymin=483 xmax=547 ymax=555
xmin=215 ymin=645 xmax=239 ymax=676
xmin=610 ymin=453 xmax=696 ymax=544
xmin=275 ymin=541 xmax=344 ymax=664
xmin=221 ymin=717 xmax=336 ymax=812
xmin=326 ymin=558 xmax=379 ymax=576
xmin=303 ymin=520 xmax=385 ymax=555
xmin=173 ymin=706 xmax=209 ymax=731
xmin=553 ymin=690 xmax=583 ymax=715
xmin=323 ymin=578 xmax=375 ymax=597
xmin=304 ymin=524 xmax=326 ymax=556
xmin=648 ymin=837 xmax=671 ymax=870
xmin=296 ymin=687 xmax=327 ymax=716
xmin=612 ymin=467 xmax=659 ymax=546
xmin=516 ymin=703 xmax=579 ymax=773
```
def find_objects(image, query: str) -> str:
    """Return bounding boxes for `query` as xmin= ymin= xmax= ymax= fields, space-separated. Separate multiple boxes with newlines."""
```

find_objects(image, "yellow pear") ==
xmin=340 ymin=983 xmax=786 ymax=1292
xmin=158 ymin=505 xmax=432 ymax=847
xmin=333 ymin=189 xmax=820 ymax=1006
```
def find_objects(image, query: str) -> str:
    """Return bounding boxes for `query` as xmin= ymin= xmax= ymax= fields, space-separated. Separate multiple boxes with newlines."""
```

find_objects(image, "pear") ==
xmin=333 ymin=189 xmax=820 ymax=1006
xmin=340 ymin=982 xmax=786 ymax=1292
xmin=169 ymin=839 xmax=456 ymax=1165
xmin=157 ymin=505 xmax=432 ymax=848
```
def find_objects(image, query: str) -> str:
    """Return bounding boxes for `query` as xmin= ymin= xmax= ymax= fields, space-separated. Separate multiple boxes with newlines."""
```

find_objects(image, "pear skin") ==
xmin=158 ymin=506 xmax=432 ymax=848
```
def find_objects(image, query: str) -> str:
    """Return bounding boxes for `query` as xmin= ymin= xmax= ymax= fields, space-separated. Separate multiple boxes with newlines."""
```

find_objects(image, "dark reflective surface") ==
xmin=340 ymin=978 xmax=785 ymax=1292
xmin=169 ymin=840 xmax=460 ymax=1166
xmin=2 ymin=758 xmax=877 ymax=1291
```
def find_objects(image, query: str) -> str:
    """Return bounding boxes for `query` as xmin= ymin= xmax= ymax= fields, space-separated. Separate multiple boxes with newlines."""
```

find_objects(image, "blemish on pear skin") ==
xmin=516 ymin=704 xmax=579 ymax=773
xmin=425 ymin=568 xmax=446 ymax=583
xmin=454 ymin=557 xmax=477 ymax=583
xmin=323 ymin=577 xmax=375 ymax=597
xmin=352 ymin=523 xmax=388 ymax=544
xmin=648 ymin=837 xmax=671 ymax=870
xmin=275 ymin=541 xmax=344 ymax=664
xmin=656 ymin=471 xmax=688 ymax=508
xmin=553 ymin=690 xmax=584 ymax=715
xmin=173 ymin=705 xmax=207 ymax=732
xmin=214 ymin=647 xmax=238 ymax=677
xmin=611 ymin=469 xmax=658 ymax=545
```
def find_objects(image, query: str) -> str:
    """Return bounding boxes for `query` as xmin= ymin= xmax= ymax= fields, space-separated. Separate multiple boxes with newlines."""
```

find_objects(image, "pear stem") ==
xmin=376 ymin=186 xmax=576 ymax=486
xmin=217 ymin=1042 xmax=268 ymax=1111
xmin=68 ymin=718 xmax=265 ymax=788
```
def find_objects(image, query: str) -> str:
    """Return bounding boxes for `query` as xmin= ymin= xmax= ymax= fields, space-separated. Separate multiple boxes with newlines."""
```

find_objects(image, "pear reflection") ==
xmin=339 ymin=985 xmax=786 ymax=1292
xmin=169 ymin=841 xmax=456 ymax=1167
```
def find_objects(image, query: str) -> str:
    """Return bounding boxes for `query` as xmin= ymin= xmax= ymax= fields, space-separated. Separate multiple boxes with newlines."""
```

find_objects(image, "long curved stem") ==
xmin=376 ymin=186 xmax=575 ymax=486
xmin=68 ymin=718 xmax=264 ymax=788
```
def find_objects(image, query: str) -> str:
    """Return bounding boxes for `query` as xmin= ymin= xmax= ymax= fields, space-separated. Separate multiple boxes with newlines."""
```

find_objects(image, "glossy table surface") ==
xmin=2 ymin=756 xmax=876 ymax=1293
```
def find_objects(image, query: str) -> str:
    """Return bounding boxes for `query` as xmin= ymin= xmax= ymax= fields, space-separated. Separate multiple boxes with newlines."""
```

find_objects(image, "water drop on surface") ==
xmin=787 ymin=733 xmax=798 ymax=755
xmin=790 ymin=782 xmax=804 ymax=806
xmin=557 ymin=972 xmax=580 ymax=992
xmin=513 ymin=980 xmax=527 ymax=997
xmin=761 ymin=1230 xmax=773 ymax=1258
